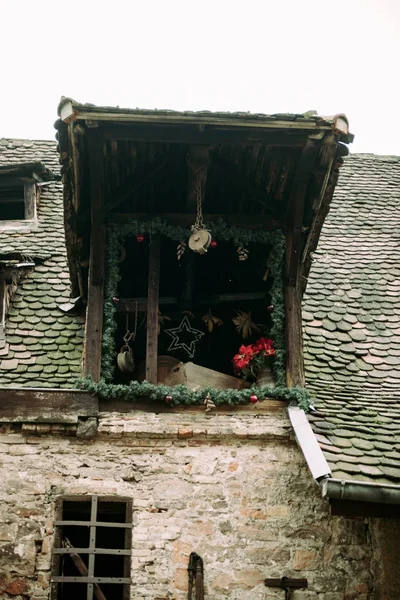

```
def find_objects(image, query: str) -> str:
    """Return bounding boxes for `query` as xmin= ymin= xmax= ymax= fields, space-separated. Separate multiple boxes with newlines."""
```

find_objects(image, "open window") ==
xmin=109 ymin=226 xmax=280 ymax=390
xmin=0 ymin=162 xmax=56 ymax=229
xmin=51 ymin=495 xmax=132 ymax=600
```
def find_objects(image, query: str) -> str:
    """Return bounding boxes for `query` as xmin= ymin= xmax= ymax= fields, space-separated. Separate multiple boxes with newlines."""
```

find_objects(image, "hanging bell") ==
xmin=188 ymin=229 xmax=212 ymax=255
xmin=117 ymin=345 xmax=135 ymax=373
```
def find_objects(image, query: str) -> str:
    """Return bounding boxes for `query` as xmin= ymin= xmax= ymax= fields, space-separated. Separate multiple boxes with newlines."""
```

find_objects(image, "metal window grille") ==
xmin=51 ymin=495 xmax=132 ymax=600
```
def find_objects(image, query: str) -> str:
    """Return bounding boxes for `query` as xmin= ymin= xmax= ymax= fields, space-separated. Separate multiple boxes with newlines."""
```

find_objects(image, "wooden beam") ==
xmin=107 ymin=213 xmax=281 ymax=230
xmin=102 ymin=124 xmax=310 ymax=147
xmin=186 ymin=145 xmax=209 ymax=213
xmin=212 ymin=155 xmax=277 ymax=211
xmin=0 ymin=389 xmax=98 ymax=423
xmin=106 ymin=160 xmax=168 ymax=213
xmin=145 ymin=236 xmax=160 ymax=384
xmin=284 ymin=134 xmax=322 ymax=388
xmin=84 ymin=129 xmax=106 ymax=382
xmin=116 ymin=291 xmax=267 ymax=312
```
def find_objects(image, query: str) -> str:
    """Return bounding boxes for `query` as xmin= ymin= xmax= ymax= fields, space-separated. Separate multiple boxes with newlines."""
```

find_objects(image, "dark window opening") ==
xmin=51 ymin=496 xmax=132 ymax=600
xmin=0 ymin=187 xmax=25 ymax=220
xmin=113 ymin=235 xmax=273 ymax=385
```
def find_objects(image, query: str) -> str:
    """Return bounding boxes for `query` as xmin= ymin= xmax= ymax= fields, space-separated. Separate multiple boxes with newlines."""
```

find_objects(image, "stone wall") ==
xmin=0 ymin=407 xmax=374 ymax=600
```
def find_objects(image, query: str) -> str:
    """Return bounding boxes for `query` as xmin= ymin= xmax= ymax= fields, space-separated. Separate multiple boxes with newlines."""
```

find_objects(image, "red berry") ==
xmin=137 ymin=234 xmax=145 ymax=243
xmin=210 ymin=239 xmax=217 ymax=248
xmin=165 ymin=395 xmax=173 ymax=404
xmin=249 ymin=394 xmax=258 ymax=404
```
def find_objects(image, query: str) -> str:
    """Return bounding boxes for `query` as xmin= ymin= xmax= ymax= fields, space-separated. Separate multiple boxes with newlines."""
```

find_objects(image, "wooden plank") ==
xmin=102 ymin=124 xmax=310 ymax=146
xmin=99 ymin=398 xmax=286 ymax=413
xmin=84 ymin=129 xmax=106 ymax=382
xmin=107 ymin=213 xmax=281 ymax=230
xmin=0 ymin=389 xmax=98 ymax=423
xmin=145 ymin=235 xmax=160 ymax=384
xmin=284 ymin=277 xmax=304 ymax=388
xmin=24 ymin=182 xmax=36 ymax=219
xmin=116 ymin=291 xmax=267 ymax=312
xmin=284 ymin=134 xmax=322 ymax=389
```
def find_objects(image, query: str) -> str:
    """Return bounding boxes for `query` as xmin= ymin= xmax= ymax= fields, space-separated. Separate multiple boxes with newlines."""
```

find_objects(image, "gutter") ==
xmin=288 ymin=405 xmax=400 ymax=505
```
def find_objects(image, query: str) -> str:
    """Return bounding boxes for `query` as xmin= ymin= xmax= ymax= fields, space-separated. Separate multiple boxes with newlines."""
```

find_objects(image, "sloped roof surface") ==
xmin=304 ymin=154 xmax=400 ymax=485
xmin=0 ymin=139 xmax=83 ymax=387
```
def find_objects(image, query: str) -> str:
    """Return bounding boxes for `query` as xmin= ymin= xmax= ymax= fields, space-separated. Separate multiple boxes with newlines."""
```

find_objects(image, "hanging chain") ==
xmin=187 ymin=156 xmax=206 ymax=231
xmin=123 ymin=302 xmax=138 ymax=345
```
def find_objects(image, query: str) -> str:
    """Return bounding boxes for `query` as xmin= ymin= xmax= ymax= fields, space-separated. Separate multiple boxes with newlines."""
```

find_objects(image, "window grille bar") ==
xmin=53 ymin=548 xmax=131 ymax=556
xmin=54 ymin=520 xmax=132 ymax=528
xmin=51 ymin=577 xmax=131 ymax=584
xmin=87 ymin=496 xmax=98 ymax=600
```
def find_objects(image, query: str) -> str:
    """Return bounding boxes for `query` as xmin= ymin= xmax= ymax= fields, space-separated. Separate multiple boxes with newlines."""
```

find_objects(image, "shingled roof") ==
xmin=304 ymin=154 xmax=400 ymax=486
xmin=0 ymin=139 xmax=83 ymax=386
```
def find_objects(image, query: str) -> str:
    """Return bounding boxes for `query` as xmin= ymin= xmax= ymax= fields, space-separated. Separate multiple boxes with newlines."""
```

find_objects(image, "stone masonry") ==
xmin=0 ymin=408 xmax=374 ymax=600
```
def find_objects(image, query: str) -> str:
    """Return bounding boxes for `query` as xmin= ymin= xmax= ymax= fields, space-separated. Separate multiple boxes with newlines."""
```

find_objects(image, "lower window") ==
xmin=51 ymin=495 xmax=132 ymax=600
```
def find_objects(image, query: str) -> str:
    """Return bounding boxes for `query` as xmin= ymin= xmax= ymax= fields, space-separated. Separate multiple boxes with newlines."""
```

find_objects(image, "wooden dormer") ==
xmin=56 ymin=99 xmax=352 ymax=387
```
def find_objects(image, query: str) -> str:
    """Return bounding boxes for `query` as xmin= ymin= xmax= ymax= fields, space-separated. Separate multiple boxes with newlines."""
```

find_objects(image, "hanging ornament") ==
xmin=202 ymin=310 xmax=223 ymax=333
xmin=232 ymin=310 xmax=260 ymax=339
xmin=117 ymin=306 xmax=138 ymax=373
xmin=204 ymin=393 xmax=216 ymax=412
xmin=210 ymin=239 xmax=218 ymax=248
xmin=267 ymin=305 xmax=274 ymax=313
xmin=249 ymin=394 xmax=258 ymax=404
xmin=136 ymin=234 xmax=145 ymax=243
xmin=187 ymin=159 xmax=211 ymax=255
xmin=165 ymin=315 xmax=205 ymax=358
xmin=188 ymin=229 xmax=211 ymax=255
xmin=177 ymin=241 xmax=187 ymax=260
xmin=165 ymin=395 xmax=173 ymax=405
xmin=237 ymin=246 xmax=249 ymax=261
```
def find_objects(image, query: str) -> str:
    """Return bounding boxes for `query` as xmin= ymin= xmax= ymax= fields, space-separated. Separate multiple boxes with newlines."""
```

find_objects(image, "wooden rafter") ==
xmin=106 ymin=160 xmax=169 ymax=213
xmin=107 ymin=213 xmax=281 ymax=229
xmin=102 ymin=124 xmax=310 ymax=147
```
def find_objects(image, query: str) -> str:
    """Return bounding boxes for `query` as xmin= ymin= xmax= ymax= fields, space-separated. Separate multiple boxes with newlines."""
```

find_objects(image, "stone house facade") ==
xmin=0 ymin=104 xmax=399 ymax=600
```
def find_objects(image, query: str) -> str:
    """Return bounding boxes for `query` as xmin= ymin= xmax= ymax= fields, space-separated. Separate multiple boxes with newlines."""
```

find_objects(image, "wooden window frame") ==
xmin=51 ymin=495 xmax=132 ymax=600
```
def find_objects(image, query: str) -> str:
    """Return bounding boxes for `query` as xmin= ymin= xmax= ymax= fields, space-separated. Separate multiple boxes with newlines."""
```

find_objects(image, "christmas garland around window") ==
xmin=77 ymin=218 xmax=311 ymax=411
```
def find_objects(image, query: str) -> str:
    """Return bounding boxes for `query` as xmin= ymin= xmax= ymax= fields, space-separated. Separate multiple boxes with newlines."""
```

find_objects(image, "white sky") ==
xmin=1 ymin=0 xmax=399 ymax=155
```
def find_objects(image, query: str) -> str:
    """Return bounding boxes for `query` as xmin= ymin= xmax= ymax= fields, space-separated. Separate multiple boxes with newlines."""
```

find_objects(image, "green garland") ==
xmin=90 ymin=218 xmax=310 ymax=411
xmin=78 ymin=377 xmax=311 ymax=411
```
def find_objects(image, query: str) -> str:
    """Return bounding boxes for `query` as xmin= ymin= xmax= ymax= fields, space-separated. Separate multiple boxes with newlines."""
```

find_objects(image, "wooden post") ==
xmin=146 ymin=236 xmax=160 ymax=384
xmin=285 ymin=134 xmax=322 ymax=388
xmin=84 ymin=129 xmax=106 ymax=382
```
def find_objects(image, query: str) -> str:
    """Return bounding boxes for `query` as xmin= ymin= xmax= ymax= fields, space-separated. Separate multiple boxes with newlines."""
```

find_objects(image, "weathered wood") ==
xmin=0 ymin=389 xmax=98 ymax=423
xmin=84 ymin=129 xmax=106 ymax=382
xmin=284 ymin=277 xmax=304 ymax=388
xmin=116 ymin=291 xmax=267 ymax=312
xmin=99 ymin=398 xmax=286 ymax=413
xmin=102 ymin=124 xmax=310 ymax=146
xmin=285 ymin=134 xmax=322 ymax=286
xmin=107 ymin=213 xmax=281 ymax=230
xmin=284 ymin=134 xmax=322 ymax=389
xmin=165 ymin=362 xmax=250 ymax=391
xmin=145 ymin=236 xmax=160 ymax=384
xmin=24 ymin=182 xmax=36 ymax=219
xmin=106 ymin=160 xmax=168 ymax=213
